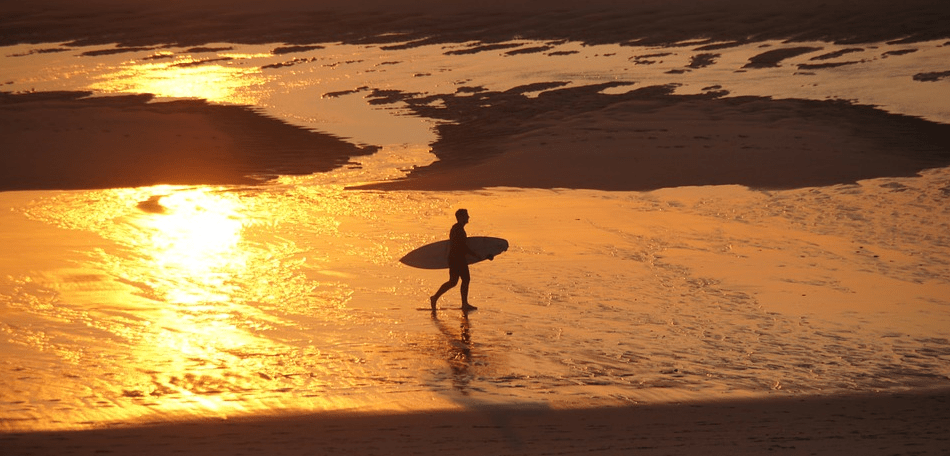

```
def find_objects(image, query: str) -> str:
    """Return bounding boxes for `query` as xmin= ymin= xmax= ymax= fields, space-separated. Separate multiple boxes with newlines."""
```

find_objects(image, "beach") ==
xmin=5 ymin=389 xmax=950 ymax=455
xmin=2 ymin=0 xmax=950 ymax=454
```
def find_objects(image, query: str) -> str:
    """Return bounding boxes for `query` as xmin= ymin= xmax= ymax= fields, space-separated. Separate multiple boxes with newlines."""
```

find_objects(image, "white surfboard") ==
xmin=399 ymin=236 xmax=508 ymax=269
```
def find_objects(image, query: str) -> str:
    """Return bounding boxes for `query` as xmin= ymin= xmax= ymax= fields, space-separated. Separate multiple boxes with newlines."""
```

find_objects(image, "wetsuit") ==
xmin=430 ymin=214 xmax=478 ymax=310
xmin=447 ymin=222 xmax=473 ymax=280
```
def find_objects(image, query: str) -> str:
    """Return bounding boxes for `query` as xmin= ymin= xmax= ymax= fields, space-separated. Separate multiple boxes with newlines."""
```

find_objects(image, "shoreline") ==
xmin=5 ymin=387 xmax=950 ymax=455
xmin=5 ymin=87 xmax=948 ymax=193
xmin=357 ymin=86 xmax=950 ymax=192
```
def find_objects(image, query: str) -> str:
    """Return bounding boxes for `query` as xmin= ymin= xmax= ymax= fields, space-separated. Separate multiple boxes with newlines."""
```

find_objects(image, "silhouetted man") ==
xmin=430 ymin=209 xmax=479 ymax=312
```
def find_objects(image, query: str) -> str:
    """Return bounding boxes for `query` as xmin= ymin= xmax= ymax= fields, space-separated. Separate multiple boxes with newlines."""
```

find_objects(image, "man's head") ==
xmin=455 ymin=208 xmax=469 ymax=223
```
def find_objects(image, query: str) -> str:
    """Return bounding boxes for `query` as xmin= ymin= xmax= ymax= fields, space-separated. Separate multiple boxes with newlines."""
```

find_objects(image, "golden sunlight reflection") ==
xmin=7 ymin=183 xmax=461 ymax=430
xmin=6 ymin=165 xmax=950 ymax=431
xmin=3 ymin=28 xmax=950 ymax=434
xmin=137 ymin=190 xmax=245 ymax=304
xmin=92 ymin=187 xmax=294 ymax=420
xmin=90 ymin=59 xmax=267 ymax=103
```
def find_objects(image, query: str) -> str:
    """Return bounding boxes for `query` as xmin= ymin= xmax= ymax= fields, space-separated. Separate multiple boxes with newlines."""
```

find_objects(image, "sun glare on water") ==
xmin=89 ymin=58 xmax=267 ymax=103
xmin=135 ymin=190 xmax=246 ymax=304
xmin=6 ymin=181 xmax=455 ymax=430
xmin=8 ymin=185 xmax=350 ymax=426
xmin=85 ymin=187 xmax=287 ymax=420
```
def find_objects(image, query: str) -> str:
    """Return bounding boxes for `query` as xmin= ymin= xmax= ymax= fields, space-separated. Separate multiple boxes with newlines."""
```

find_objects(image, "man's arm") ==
xmin=453 ymin=225 xmax=481 ymax=259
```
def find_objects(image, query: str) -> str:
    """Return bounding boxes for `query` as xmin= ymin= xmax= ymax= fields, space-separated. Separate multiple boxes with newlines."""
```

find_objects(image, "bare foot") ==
xmin=461 ymin=303 xmax=477 ymax=312
xmin=430 ymin=296 xmax=438 ymax=310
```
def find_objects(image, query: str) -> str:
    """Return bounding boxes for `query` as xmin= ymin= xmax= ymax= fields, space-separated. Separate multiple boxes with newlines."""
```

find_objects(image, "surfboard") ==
xmin=400 ymin=236 xmax=508 ymax=269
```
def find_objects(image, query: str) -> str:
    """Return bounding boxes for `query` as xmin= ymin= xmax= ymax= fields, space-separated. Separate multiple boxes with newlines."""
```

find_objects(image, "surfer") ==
xmin=431 ymin=208 xmax=479 ymax=312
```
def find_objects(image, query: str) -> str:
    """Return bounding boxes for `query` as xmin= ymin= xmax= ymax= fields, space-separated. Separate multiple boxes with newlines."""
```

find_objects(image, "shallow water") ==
xmin=3 ymin=167 xmax=949 ymax=430
xmin=2 ymin=36 xmax=950 ymax=430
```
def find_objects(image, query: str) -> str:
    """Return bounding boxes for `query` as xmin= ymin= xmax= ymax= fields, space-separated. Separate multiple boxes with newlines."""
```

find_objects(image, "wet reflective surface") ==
xmin=2 ymin=175 xmax=453 ymax=428
xmin=90 ymin=57 xmax=268 ymax=105
xmin=3 ymin=167 xmax=950 ymax=430
xmin=2 ymin=36 xmax=950 ymax=431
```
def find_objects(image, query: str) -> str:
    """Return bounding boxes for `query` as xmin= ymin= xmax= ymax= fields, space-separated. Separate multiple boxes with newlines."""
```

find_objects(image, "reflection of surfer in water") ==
xmin=431 ymin=209 xmax=481 ymax=312
xmin=431 ymin=312 xmax=473 ymax=393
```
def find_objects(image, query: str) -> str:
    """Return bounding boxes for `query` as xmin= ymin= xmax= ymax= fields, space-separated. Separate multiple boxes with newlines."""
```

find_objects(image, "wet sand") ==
xmin=2 ymin=0 xmax=950 ymax=453
xmin=359 ymin=85 xmax=950 ymax=191
xmin=6 ymin=88 xmax=949 ymax=193
xmin=4 ymin=388 xmax=950 ymax=455
xmin=3 ymin=1 xmax=950 ymax=192
xmin=0 ymin=92 xmax=375 ymax=191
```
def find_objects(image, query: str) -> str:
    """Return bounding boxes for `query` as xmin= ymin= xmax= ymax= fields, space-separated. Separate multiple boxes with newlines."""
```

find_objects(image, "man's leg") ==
xmin=459 ymin=266 xmax=476 ymax=311
xmin=431 ymin=270 xmax=460 ymax=309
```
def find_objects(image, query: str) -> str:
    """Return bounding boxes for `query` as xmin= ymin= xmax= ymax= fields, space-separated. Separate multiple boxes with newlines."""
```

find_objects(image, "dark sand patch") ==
xmin=3 ymin=389 xmax=949 ymax=455
xmin=0 ymin=91 xmax=377 ymax=191
xmin=687 ymin=52 xmax=719 ymax=69
xmin=79 ymin=46 xmax=156 ymax=57
xmin=630 ymin=52 xmax=673 ymax=65
xmin=882 ymin=48 xmax=918 ymax=57
xmin=505 ymin=45 xmax=554 ymax=56
xmin=6 ymin=46 xmax=72 ymax=57
xmin=456 ymin=86 xmax=488 ymax=94
xmin=186 ymin=46 xmax=234 ymax=53
xmin=356 ymin=83 xmax=950 ymax=191
xmin=797 ymin=60 xmax=863 ymax=70
xmin=261 ymin=57 xmax=318 ymax=69
xmin=914 ymin=70 xmax=950 ymax=82
xmin=743 ymin=46 xmax=823 ymax=69
xmin=272 ymin=44 xmax=325 ymax=55
xmin=171 ymin=56 xmax=233 ymax=67
xmin=142 ymin=52 xmax=175 ymax=61
xmin=445 ymin=42 xmax=525 ymax=56
xmin=810 ymin=47 xmax=864 ymax=60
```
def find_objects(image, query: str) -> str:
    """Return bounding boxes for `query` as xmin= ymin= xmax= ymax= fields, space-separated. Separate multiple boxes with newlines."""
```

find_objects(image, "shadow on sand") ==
xmin=3 ymin=388 xmax=949 ymax=455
